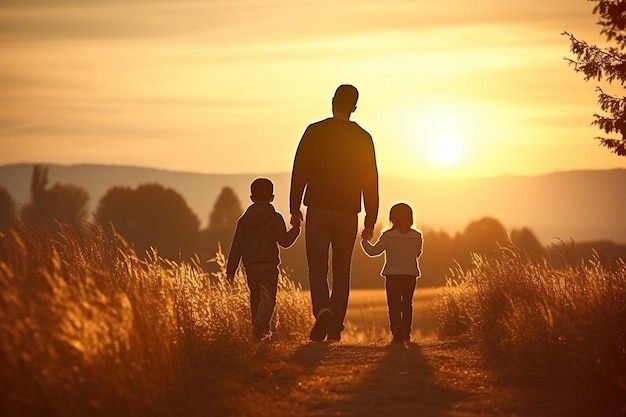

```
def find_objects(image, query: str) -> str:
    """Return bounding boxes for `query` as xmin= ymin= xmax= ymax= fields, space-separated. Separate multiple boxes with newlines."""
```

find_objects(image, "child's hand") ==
xmin=290 ymin=211 xmax=302 ymax=228
xmin=361 ymin=227 xmax=374 ymax=241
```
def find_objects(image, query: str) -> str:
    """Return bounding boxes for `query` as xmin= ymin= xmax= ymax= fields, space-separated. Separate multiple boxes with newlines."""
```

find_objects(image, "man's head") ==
xmin=332 ymin=84 xmax=359 ymax=115
xmin=250 ymin=177 xmax=274 ymax=203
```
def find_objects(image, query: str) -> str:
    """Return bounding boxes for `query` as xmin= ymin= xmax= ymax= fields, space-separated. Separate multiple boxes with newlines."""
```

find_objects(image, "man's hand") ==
xmin=361 ymin=227 xmax=374 ymax=242
xmin=290 ymin=210 xmax=303 ymax=228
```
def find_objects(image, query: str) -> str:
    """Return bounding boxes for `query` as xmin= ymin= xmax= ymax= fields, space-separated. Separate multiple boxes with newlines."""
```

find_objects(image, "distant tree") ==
xmin=44 ymin=184 xmax=89 ymax=225
xmin=419 ymin=228 xmax=456 ymax=287
xmin=453 ymin=217 xmax=510 ymax=269
xmin=97 ymin=183 xmax=200 ymax=260
xmin=29 ymin=165 xmax=48 ymax=212
xmin=205 ymin=186 xmax=243 ymax=256
xmin=22 ymin=165 xmax=89 ymax=230
xmin=0 ymin=186 xmax=16 ymax=231
xmin=97 ymin=186 xmax=136 ymax=237
xmin=510 ymin=226 xmax=545 ymax=258
xmin=564 ymin=0 xmax=626 ymax=156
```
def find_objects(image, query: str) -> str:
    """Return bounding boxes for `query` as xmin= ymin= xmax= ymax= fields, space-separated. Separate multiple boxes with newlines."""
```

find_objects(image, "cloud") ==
xmin=0 ymin=1 xmax=244 ymax=41
xmin=0 ymin=0 xmax=617 ymax=178
xmin=0 ymin=0 xmax=596 ymax=43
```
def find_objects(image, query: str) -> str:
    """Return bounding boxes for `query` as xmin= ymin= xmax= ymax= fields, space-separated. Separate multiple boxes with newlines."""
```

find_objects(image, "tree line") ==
xmin=1 ymin=165 xmax=624 ymax=288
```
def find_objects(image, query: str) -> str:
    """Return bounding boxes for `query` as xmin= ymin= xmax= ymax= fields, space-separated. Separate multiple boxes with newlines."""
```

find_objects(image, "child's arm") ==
xmin=225 ymin=221 xmax=244 ymax=282
xmin=360 ymin=233 xmax=386 ymax=257
xmin=417 ymin=233 xmax=424 ymax=258
xmin=274 ymin=213 xmax=300 ymax=248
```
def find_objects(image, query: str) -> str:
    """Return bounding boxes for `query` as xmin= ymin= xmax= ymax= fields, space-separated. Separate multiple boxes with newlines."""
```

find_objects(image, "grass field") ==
xmin=1 ymin=220 xmax=624 ymax=416
xmin=430 ymin=248 xmax=626 ymax=414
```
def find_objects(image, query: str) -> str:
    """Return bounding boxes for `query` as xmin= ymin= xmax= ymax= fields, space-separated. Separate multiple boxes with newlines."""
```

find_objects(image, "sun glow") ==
xmin=429 ymin=136 xmax=464 ymax=166
xmin=401 ymin=102 xmax=472 ymax=169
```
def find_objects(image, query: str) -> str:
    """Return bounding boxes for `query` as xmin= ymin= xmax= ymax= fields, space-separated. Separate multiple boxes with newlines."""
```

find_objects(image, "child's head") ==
xmin=250 ymin=178 xmax=274 ymax=203
xmin=389 ymin=203 xmax=413 ymax=233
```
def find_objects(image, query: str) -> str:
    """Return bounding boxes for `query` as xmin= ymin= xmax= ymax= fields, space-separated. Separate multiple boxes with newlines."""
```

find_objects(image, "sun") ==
xmin=429 ymin=135 xmax=464 ymax=167
xmin=401 ymin=102 xmax=470 ymax=169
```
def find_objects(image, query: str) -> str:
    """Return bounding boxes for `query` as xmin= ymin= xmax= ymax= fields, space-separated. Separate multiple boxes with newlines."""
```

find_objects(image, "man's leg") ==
xmin=327 ymin=211 xmax=357 ymax=339
xmin=305 ymin=208 xmax=332 ymax=317
xmin=305 ymin=209 xmax=333 ymax=341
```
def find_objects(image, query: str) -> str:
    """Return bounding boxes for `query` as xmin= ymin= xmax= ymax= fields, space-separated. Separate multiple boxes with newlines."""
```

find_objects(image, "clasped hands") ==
xmin=291 ymin=210 xmax=373 ymax=241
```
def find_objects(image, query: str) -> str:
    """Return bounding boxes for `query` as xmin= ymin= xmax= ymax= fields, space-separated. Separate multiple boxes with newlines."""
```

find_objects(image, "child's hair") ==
xmin=389 ymin=203 xmax=413 ymax=233
xmin=251 ymin=177 xmax=273 ymax=201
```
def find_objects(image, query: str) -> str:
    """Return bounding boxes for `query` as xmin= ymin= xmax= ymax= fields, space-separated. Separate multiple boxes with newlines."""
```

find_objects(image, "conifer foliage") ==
xmin=564 ymin=0 xmax=626 ymax=156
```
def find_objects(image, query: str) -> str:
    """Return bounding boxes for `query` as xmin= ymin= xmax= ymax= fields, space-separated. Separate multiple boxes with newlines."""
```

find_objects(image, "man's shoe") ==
xmin=253 ymin=322 xmax=266 ymax=340
xmin=310 ymin=308 xmax=332 ymax=342
xmin=326 ymin=333 xmax=341 ymax=343
xmin=391 ymin=326 xmax=405 ymax=344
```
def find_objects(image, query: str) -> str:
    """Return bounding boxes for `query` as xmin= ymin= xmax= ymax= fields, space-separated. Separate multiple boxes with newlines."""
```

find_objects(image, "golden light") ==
xmin=403 ymin=102 xmax=470 ymax=169
xmin=429 ymin=135 xmax=464 ymax=166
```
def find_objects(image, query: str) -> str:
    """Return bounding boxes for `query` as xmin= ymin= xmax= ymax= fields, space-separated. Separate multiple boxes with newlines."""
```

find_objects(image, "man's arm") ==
xmin=362 ymin=135 xmax=379 ymax=230
xmin=289 ymin=127 xmax=311 ymax=221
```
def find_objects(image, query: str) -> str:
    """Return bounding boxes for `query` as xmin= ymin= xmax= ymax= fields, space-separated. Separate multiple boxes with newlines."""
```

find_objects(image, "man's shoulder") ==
xmin=350 ymin=121 xmax=371 ymax=135
xmin=307 ymin=118 xmax=372 ymax=138
xmin=307 ymin=117 xmax=333 ymax=128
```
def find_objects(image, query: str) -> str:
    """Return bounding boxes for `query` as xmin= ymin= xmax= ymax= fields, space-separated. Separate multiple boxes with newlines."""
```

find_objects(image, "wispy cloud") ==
xmin=0 ymin=0 xmax=596 ymax=42
xmin=0 ymin=0 xmax=621 ymax=177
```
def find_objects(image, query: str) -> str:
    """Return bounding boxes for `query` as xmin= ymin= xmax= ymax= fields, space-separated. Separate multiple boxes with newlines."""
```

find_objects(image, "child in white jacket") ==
xmin=361 ymin=202 xmax=423 ymax=343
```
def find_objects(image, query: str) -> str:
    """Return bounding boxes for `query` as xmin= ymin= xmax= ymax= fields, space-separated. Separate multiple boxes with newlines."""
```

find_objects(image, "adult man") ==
xmin=290 ymin=84 xmax=379 ymax=342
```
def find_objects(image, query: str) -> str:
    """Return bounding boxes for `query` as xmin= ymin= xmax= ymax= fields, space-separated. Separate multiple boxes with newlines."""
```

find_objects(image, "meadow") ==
xmin=0 ymin=220 xmax=312 ymax=416
xmin=0 ymin=220 xmax=624 ymax=416
xmin=430 ymin=247 xmax=626 ymax=414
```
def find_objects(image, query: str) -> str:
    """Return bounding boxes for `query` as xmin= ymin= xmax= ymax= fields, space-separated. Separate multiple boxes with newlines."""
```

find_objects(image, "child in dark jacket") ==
xmin=226 ymin=178 xmax=300 ymax=340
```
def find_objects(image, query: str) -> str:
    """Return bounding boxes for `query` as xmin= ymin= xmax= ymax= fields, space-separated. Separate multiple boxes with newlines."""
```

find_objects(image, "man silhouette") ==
xmin=290 ymin=84 xmax=379 ymax=342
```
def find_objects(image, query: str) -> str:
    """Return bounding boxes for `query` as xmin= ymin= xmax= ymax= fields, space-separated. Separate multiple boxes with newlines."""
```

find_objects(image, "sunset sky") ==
xmin=2 ymin=0 xmax=626 ymax=180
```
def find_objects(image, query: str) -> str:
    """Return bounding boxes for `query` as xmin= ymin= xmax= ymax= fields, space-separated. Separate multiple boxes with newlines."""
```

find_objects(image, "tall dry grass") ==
xmin=431 ymin=246 xmax=626 ymax=413
xmin=0 ymin=220 xmax=311 ymax=417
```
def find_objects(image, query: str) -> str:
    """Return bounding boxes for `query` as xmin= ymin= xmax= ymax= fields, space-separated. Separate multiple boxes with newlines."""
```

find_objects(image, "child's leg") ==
xmin=399 ymin=276 xmax=417 ymax=340
xmin=246 ymin=272 xmax=261 ymax=324
xmin=253 ymin=267 xmax=279 ymax=334
xmin=385 ymin=276 xmax=403 ymax=336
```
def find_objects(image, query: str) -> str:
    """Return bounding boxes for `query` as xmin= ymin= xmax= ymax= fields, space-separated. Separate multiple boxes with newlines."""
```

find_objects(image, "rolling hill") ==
xmin=1 ymin=163 xmax=624 ymax=245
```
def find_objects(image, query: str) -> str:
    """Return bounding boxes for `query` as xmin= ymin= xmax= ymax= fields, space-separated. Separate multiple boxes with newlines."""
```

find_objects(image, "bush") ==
xmin=0 ymin=220 xmax=311 ymax=417
xmin=432 ymin=246 xmax=626 ymax=413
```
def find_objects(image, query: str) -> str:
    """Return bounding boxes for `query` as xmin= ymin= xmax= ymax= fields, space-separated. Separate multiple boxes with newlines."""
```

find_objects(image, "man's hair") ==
xmin=333 ymin=84 xmax=359 ymax=113
xmin=251 ymin=177 xmax=273 ymax=201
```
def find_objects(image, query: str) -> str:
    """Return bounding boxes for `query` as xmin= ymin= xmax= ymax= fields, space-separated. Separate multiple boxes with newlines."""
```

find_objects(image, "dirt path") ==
xmin=200 ymin=289 xmax=580 ymax=417
xmin=214 ymin=337 xmax=567 ymax=417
